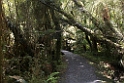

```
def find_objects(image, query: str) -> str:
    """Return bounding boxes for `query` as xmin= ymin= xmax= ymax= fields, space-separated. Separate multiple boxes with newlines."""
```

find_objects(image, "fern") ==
xmin=46 ymin=72 xmax=60 ymax=83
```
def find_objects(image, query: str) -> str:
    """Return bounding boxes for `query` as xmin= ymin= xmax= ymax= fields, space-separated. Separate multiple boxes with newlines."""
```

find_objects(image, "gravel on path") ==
xmin=59 ymin=50 xmax=106 ymax=83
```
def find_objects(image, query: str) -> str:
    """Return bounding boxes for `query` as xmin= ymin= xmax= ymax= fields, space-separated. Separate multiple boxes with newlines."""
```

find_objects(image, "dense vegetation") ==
xmin=0 ymin=0 xmax=124 ymax=83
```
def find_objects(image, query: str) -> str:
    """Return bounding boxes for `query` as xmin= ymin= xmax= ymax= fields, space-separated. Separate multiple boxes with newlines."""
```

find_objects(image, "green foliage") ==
xmin=29 ymin=72 xmax=59 ymax=83
xmin=3 ymin=0 xmax=63 ymax=83
xmin=28 ymin=75 xmax=44 ymax=83
xmin=2 ymin=0 xmax=124 ymax=82
xmin=46 ymin=72 xmax=60 ymax=83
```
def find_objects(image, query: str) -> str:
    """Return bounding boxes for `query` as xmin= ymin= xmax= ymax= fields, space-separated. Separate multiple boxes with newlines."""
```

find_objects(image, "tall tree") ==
xmin=51 ymin=10 xmax=62 ymax=64
xmin=0 ymin=0 xmax=6 ymax=82
xmin=0 ymin=0 xmax=3 ymax=82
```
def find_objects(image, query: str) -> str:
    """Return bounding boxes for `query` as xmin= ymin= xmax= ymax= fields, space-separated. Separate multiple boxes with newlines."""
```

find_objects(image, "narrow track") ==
xmin=59 ymin=50 xmax=105 ymax=83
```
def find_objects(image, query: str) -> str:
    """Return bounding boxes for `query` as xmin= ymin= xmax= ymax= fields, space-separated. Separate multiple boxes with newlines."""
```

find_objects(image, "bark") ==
xmin=0 ymin=0 xmax=5 ymax=82
xmin=0 ymin=9 xmax=3 ymax=83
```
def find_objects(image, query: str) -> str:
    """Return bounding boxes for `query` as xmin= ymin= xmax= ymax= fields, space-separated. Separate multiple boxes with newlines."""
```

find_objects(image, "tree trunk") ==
xmin=91 ymin=36 xmax=98 ymax=52
xmin=51 ymin=10 xmax=62 ymax=64
xmin=0 ymin=0 xmax=4 ymax=82
xmin=85 ymin=34 xmax=92 ymax=51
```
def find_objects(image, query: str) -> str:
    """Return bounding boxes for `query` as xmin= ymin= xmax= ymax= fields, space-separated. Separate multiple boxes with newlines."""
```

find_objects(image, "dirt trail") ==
xmin=59 ymin=50 xmax=105 ymax=83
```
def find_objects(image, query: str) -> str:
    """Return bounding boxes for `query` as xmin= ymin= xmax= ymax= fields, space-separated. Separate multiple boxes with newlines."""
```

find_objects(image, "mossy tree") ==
xmin=0 ymin=0 xmax=3 ymax=81
xmin=3 ymin=0 xmax=63 ymax=80
xmin=0 ymin=0 xmax=7 ymax=82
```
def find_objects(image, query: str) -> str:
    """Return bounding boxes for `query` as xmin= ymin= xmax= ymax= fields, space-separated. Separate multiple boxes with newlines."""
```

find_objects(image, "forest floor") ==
xmin=58 ymin=50 xmax=112 ymax=83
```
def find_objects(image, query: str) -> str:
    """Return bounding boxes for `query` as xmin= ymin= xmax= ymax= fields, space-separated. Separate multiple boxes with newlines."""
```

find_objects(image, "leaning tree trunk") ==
xmin=39 ymin=0 xmax=124 ymax=67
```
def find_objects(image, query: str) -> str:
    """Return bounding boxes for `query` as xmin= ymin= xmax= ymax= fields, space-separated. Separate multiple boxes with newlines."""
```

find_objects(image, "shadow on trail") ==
xmin=59 ymin=50 xmax=106 ymax=83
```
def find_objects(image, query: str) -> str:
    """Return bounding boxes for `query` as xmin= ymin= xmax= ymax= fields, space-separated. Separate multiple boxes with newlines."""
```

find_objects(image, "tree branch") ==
xmin=39 ymin=0 xmax=123 ymax=49
xmin=72 ymin=0 xmax=124 ymax=42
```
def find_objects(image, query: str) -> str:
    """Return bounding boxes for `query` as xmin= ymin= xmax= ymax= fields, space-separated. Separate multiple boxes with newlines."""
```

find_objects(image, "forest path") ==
xmin=59 ymin=50 xmax=105 ymax=83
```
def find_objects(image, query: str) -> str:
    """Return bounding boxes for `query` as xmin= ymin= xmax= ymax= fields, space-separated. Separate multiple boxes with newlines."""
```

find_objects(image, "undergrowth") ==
xmin=5 ymin=53 xmax=66 ymax=83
